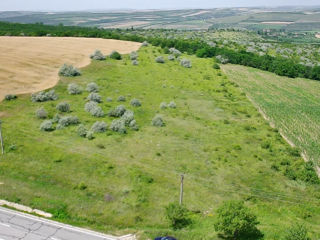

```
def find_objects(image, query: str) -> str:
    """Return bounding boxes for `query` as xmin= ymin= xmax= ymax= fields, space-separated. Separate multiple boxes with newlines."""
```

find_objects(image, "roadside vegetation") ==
xmin=0 ymin=45 xmax=319 ymax=239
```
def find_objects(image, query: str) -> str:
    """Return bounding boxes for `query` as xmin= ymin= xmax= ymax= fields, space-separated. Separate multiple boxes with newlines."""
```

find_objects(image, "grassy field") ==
xmin=0 ymin=46 xmax=320 ymax=239
xmin=0 ymin=37 xmax=141 ymax=101
xmin=223 ymin=64 xmax=320 ymax=172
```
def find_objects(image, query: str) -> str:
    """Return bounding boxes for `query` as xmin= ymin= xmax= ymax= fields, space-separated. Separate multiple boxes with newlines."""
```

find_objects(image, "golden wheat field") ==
xmin=0 ymin=37 xmax=141 ymax=101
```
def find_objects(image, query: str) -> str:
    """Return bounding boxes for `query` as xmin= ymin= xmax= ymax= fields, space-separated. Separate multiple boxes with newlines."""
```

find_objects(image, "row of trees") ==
xmin=1 ymin=21 xmax=319 ymax=80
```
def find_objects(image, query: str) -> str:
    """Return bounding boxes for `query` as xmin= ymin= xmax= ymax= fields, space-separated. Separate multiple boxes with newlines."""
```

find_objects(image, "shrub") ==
xmin=214 ymin=200 xmax=260 ymax=239
xmin=121 ymin=110 xmax=135 ymax=126
xmin=40 ymin=120 xmax=54 ymax=131
xmin=129 ymin=120 xmax=139 ymax=131
xmin=168 ymin=55 xmax=175 ymax=61
xmin=77 ymin=124 xmax=88 ymax=137
xmin=284 ymin=224 xmax=310 ymax=240
xmin=86 ymin=82 xmax=99 ymax=93
xmin=141 ymin=41 xmax=149 ymax=47
xmin=90 ymin=50 xmax=106 ymax=60
xmin=168 ymin=101 xmax=177 ymax=109
xmin=56 ymin=102 xmax=70 ymax=113
xmin=5 ymin=94 xmax=17 ymax=101
xmin=91 ymin=121 xmax=108 ymax=133
xmin=152 ymin=115 xmax=165 ymax=127
xmin=213 ymin=63 xmax=221 ymax=69
xmin=130 ymin=99 xmax=141 ymax=107
xmin=86 ymin=131 xmax=94 ymax=140
xmin=130 ymin=51 xmax=138 ymax=60
xmin=31 ymin=90 xmax=58 ymax=102
xmin=180 ymin=59 xmax=192 ymax=68
xmin=117 ymin=96 xmax=126 ymax=102
xmin=132 ymin=60 xmax=139 ymax=66
xmin=216 ymin=55 xmax=229 ymax=64
xmin=160 ymin=102 xmax=167 ymax=109
xmin=57 ymin=116 xmax=79 ymax=129
xmin=106 ymin=97 xmax=113 ymax=102
xmin=155 ymin=56 xmax=165 ymax=64
xmin=165 ymin=202 xmax=190 ymax=230
xmin=36 ymin=107 xmax=48 ymax=119
xmin=68 ymin=83 xmax=82 ymax=95
xmin=59 ymin=64 xmax=81 ymax=77
xmin=108 ymin=105 xmax=126 ymax=117
xmin=87 ymin=93 xmax=102 ymax=103
xmin=109 ymin=51 xmax=122 ymax=60
xmin=85 ymin=101 xmax=98 ymax=112
xmin=85 ymin=101 xmax=105 ymax=117
xmin=169 ymin=48 xmax=181 ymax=57
xmin=110 ymin=119 xmax=127 ymax=134
xmin=52 ymin=113 xmax=61 ymax=123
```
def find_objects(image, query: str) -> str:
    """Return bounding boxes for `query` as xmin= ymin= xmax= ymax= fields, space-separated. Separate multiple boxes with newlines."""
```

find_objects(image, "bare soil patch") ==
xmin=0 ymin=37 xmax=141 ymax=101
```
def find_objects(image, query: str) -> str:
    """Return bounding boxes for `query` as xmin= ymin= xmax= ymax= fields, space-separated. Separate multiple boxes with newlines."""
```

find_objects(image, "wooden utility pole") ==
xmin=179 ymin=174 xmax=184 ymax=205
xmin=0 ymin=120 xmax=3 ymax=155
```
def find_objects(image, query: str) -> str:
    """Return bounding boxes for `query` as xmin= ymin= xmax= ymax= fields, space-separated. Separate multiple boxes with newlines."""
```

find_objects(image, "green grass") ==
xmin=0 ymin=47 xmax=320 ymax=239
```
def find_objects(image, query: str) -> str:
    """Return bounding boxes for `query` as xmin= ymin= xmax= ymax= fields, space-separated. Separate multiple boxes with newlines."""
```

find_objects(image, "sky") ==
xmin=0 ymin=0 xmax=319 ymax=11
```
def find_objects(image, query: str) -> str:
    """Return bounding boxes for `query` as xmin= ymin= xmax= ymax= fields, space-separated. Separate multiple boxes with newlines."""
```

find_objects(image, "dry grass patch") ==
xmin=0 ymin=37 xmax=141 ymax=101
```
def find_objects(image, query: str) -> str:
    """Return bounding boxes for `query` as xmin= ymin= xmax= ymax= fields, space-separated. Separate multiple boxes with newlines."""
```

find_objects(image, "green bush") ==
xmin=31 ymin=90 xmax=58 ymax=102
xmin=56 ymin=102 xmax=70 ymax=113
xmin=130 ymin=99 xmax=141 ymax=107
xmin=284 ymin=223 xmax=310 ymax=240
xmin=152 ymin=115 xmax=165 ymax=127
xmin=87 ymin=93 xmax=102 ymax=103
xmin=214 ymin=200 xmax=261 ymax=239
xmin=165 ymin=202 xmax=190 ymax=229
xmin=86 ymin=82 xmax=99 ymax=93
xmin=77 ymin=124 xmax=88 ymax=137
xmin=35 ymin=107 xmax=48 ymax=119
xmin=213 ymin=63 xmax=221 ymax=69
xmin=40 ymin=120 xmax=54 ymax=131
xmin=59 ymin=64 xmax=81 ymax=77
xmin=5 ymin=94 xmax=17 ymax=101
xmin=91 ymin=121 xmax=108 ymax=133
xmin=108 ymin=105 xmax=126 ymax=117
xmin=67 ymin=83 xmax=82 ymax=95
xmin=110 ymin=119 xmax=127 ymax=134
xmin=90 ymin=50 xmax=106 ymax=60
xmin=109 ymin=51 xmax=122 ymax=60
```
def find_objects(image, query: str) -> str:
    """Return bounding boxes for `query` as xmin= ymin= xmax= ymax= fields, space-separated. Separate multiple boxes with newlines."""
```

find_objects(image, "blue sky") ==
xmin=0 ymin=0 xmax=319 ymax=11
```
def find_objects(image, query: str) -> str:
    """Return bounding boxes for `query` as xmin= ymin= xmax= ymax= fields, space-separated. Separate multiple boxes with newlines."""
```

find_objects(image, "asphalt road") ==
xmin=0 ymin=207 xmax=132 ymax=240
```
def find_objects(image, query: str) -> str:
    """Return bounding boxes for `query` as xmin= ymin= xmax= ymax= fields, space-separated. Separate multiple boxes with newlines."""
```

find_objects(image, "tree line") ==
xmin=0 ymin=21 xmax=319 ymax=81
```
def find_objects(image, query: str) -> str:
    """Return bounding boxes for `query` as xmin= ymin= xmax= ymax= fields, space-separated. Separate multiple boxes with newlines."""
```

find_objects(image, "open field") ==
xmin=0 ymin=37 xmax=141 ymax=101
xmin=0 ymin=45 xmax=319 ymax=239
xmin=222 ymin=64 xmax=320 ymax=172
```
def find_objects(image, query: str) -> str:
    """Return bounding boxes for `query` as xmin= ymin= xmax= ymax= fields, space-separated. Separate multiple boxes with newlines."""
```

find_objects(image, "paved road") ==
xmin=0 ymin=207 xmax=133 ymax=240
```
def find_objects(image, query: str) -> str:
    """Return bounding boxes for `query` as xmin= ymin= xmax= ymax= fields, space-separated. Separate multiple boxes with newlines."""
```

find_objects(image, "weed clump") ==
xmin=5 ymin=94 xmax=17 ymax=101
xmin=87 ymin=93 xmax=102 ymax=103
xmin=56 ymin=102 xmax=70 ymax=113
xmin=90 ymin=50 xmax=106 ymax=60
xmin=91 ymin=121 xmax=108 ymax=133
xmin=57 ymin=116 xmax=79 ymax=129
xmin=108 ymin=105 xmax=126 ymax=117
xmin=152 ymin=115 xmax=165 ymax=127
xmin=155 ymin=56 xmax=165 ymax=64
xmin=36 ymin=107 xmax=48 ymax=119
xmin=59 ymin=64 xmax=81 ymax=77
xmin=109 ymin=51 xmax=122 ymax=60
xmin=40 ymin=120 xmax=54 ymax=131
xmin=31 ymin=90 xmax=58 ymax=102
xmin=180 ymin=59 xmax=192 ymax=68
xmin=86 ymin=82 xmax=99 ymax=93
xmin=130 ymin=99 xmax=141 ymax=107
xmin=168 ymin=101 xmax=177 ymax=109
xmin=68 ymin=83 xmax=82 ymax=95
xmin=77 ymin=124 xmax=88 ymax=137
xmin=110 ymin=119 xmax=127 ymax=134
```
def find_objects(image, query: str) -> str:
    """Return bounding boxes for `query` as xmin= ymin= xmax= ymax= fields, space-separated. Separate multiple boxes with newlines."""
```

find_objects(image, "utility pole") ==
xmin=179 ymin=174 xmax=184 ymax=205
xmin=0 ymin=120 xmax=3 ymax=155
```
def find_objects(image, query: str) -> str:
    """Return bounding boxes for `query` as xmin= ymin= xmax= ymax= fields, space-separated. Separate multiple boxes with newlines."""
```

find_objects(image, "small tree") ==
xmin=214 ymin=200 xmax=260 ymax=239
xmin=284 ymin=224 xmax=310 ymax=240
xmin=165 ymin=202 xmax=190 ymax=229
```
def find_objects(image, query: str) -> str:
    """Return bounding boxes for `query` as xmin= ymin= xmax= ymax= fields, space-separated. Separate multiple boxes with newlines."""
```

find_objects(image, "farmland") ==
xmin=0 ymin=37 xmax=141 ymax=101
xmin=0 ymin=43 xmax=319 ymax=239
xmin=223 ymin=64 xmax=320 ymax=172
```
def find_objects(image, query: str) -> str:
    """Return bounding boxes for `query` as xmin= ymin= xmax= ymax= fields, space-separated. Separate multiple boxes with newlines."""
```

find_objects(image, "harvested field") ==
xmin=0 ymin=37 xmax=141 ymax=101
